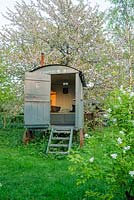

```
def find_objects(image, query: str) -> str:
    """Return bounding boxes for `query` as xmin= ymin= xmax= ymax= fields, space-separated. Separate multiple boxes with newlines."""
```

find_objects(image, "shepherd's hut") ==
xmin=24 ymin=54 xmax=86 ymax=154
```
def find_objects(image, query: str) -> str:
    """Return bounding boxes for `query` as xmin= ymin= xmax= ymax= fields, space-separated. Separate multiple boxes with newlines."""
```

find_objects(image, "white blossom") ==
xmin=129 ymin=171 xmax=134 ymax=177
xmin=112 ymin=118 xmax=117 ymax=123
xmin=130 ymin=92 xmax=134 ymax=97
xmin=122 ymin=90 xmax=126 ymax=94
xmin=119 ymin=130 xmax=124 ymax=135
xmin=120 ymin=86 xmax=126 ymax=94
xmin=104 ymin=114 xmax=109 ymax=118
xmin=128 ymin=89 xmax=131 ymax=93
xmin=107 ymin=108 xmax=112 ymax=113
xmin=89 ymin=157 xmax=94 ymax=163
xmin=114 ymin=105 xmax=119 ymax=109
xmin=117 ymin=137 xmax=122 ymax=144
xmin=87 ymin=82 xmax=94 ymax=88
xmin=120 ymin=85 xmax=123 ymax=91
xmin=124 ymin=146 xmax=130 ymax=150
xmin=111 ymin=153 xmax=117 ymax=159
xmin=123 ymin=146 xmax=130 ymax=153
xmin=131 ymin=120 xmax=134 ymax=126
xmin=85 ymin=134 xmax=91 ymax=139
xmin=124 ymin=146 xmax=130 ymax=152
xmin=117 ymin=96 xmax=122 ymax=103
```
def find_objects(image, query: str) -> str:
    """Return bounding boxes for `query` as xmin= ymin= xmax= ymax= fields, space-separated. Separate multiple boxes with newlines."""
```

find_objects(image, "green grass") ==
xmin=0 ymin=128 xmax=88 ymax=200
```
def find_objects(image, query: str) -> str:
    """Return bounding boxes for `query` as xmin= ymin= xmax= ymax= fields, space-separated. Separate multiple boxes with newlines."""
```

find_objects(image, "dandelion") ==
xmin=111 ymin=153 xmax=117 ymax=159
xmin=129 ymin=171 xmax=134 ymax=177
xmin=89 ymin=157 xmax=94 ymax=163
xmin=117 ymin=137 xmax=122 ymax=144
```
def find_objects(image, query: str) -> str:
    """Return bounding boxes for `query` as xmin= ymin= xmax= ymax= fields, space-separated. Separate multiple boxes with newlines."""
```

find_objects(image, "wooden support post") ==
xmin=23 ymin=129 xmax=34 ymax=144
xmin=3 ymin=112 xmax=6 ymax=129
xmin=80 ymin=128 xmax=84 ymax=148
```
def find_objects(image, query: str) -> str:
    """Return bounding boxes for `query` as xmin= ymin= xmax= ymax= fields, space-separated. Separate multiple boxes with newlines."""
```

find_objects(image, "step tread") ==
xmin=52 ymin=137 xmax=70 ymax=140
xmin=48 ymin=151 xmax=68 ymax=154
xmin=53 ymin=130 xmax=71 ymax=134
xmin=50 ymin=144 xmax=68 ymax=147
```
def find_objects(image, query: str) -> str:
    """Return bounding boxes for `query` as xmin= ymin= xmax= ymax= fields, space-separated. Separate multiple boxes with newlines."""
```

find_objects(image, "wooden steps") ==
xmin=48 ymin=151 xmax=68 ymax=155
xmin=46 ymin=127 xmax=73 ymax=154
xmin=52 ymin=137 xmax=70 ymax=140
xmin=49 ymin=144 xmax=68 ymax=147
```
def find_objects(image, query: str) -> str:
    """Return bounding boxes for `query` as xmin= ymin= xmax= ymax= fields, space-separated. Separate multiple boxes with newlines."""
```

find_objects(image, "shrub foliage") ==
xmin=69 ymin=87 xmax=134 ymax=200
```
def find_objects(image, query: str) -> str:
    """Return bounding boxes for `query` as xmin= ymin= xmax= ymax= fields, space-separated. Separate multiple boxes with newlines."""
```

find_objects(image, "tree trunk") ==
xmin=3 ymin=112 xmax=6 ymax=129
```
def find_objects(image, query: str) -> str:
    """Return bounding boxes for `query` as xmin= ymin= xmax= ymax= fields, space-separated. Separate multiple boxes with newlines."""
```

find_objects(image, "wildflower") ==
xmin=111 ymin=153 xmax=117 ymax=159
xmin=124 ymin=146 xmax=130 ymax=150
xmin=107 ymin=108 xmax=112 ymax=113
xmin=117 ymin=96 xmax=122 ymax=103
xmin=129 ymin=171 xmax=134 ymax=177
xmin=89 ymin=157 xmax=94 ymax=163
xmin=130 ymin=92 xmax=134 ymax=98
xmin=85 ymin=134 xmax=90 ymax=139
xmin=117 ymin=137 xmax=122 ymax=144
xmin=120 ymin=85 xmax=123 ymax=91
xmin=119 ymin=130 xmax=124 ymax=135
xmin=103 ymin=114 xmax=109 ymax=118
xmin=122 ymin=90 xmax=126 ymax=94
xmin=131 ymin=120 xmax=134 ymax=126
xmin=114 ymin=105 xmax=119 ymax=109
xmin=112 ymin=118 xmax=117 ymax=123
xmin=128 ymin=88 xmax=131 ymax=92
xmin=123 ymin=146 xmax=130 ymax=153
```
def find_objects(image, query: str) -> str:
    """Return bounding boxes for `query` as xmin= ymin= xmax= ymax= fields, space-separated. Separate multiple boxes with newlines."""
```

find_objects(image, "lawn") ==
xmin=0 ymin=128 xmax=87 ymax=200
xmin=1 ymin=126 xmax=133 ymax=200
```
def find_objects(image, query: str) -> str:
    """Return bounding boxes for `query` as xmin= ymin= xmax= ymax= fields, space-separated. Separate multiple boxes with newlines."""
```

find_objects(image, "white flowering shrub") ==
xmin=69 ymin=87 xmax=134 ymax=200
xmin=106 ymin=86 xmax=134 ymax=131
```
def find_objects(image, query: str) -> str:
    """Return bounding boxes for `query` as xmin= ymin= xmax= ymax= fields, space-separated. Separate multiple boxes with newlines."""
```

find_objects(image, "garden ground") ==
xmin=0 ymin=128 xmax=88 ymax=200
xmin=1 ymin=126 xmax=133 ymax=200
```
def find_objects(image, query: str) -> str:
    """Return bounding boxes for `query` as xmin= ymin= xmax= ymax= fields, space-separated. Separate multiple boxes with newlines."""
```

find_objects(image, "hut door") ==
xmin=24 ymin=72 xmax=51 ymax=128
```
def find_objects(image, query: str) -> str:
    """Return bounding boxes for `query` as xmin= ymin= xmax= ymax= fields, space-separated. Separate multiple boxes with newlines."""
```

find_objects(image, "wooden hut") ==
xmin=24 ymin=63 xmax=86 ymax=153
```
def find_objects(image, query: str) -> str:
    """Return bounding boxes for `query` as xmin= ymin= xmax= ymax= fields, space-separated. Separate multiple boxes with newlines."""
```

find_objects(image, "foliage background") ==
xmin=0 ymin=0 xmax=133 ymax=114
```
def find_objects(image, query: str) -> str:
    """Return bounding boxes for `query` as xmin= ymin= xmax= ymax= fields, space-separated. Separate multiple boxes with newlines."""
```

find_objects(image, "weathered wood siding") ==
xmin=24 ymin=65 xmax=84 ymax=130
xmin=24 ymin=72 xmax=51 ymax=127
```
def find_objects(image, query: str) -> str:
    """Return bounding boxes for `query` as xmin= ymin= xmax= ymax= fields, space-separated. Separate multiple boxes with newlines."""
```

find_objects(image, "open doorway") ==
xmin=50 ymin=73 xmax=75 ymax=125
